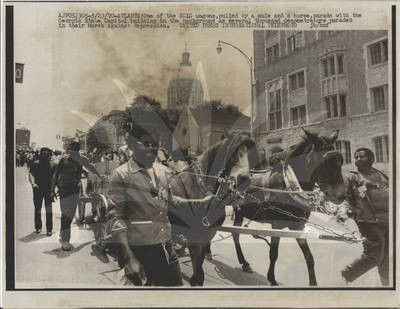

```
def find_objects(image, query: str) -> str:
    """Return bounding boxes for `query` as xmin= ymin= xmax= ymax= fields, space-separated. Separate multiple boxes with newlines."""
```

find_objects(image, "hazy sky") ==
xmin=14 ymin=3 xmax=254 ymax=149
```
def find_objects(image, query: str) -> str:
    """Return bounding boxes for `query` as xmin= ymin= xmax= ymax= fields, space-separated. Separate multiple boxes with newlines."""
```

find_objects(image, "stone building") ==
xmin=173 ymin=106 xmax=250 ymax=155
xmin=253 ymin=30 xmax=390 ymax=173
xmin=167 ymin=45 xmax=204 ymax=109
xmin=16 ymin=125 xmax=30 ymax=150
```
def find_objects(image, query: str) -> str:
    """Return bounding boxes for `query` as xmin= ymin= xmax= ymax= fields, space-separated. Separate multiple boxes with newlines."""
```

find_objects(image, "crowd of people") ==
xmin=18 ymin=115 xmax=390 ymax=286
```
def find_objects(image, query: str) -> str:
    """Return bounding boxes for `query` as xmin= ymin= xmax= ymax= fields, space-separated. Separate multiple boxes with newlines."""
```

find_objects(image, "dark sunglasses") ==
xmin=137 ymin=140 xmax=159 ymax=148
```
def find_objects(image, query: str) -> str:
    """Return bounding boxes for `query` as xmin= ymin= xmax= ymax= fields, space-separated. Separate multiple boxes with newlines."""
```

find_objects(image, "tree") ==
xmin=195 ymin=100 xmax=240 ymax=115
xmin=86 ymin=111 xmax=128 ymax=153
xmin=86 ymin=124 xmax=111 ymax=154
xmin=86 ymin=95 xmax=183 ymax=154
xmin=62 ymin=129 xmax=87 ymax=151
xmin=126 ymin=95 xmax=180 ymax=133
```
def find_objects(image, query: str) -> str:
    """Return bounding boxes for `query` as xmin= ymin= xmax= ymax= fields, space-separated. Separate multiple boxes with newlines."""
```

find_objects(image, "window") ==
xmin=371 ymin=85 xmax=388 ymax=112
xmin=265 ymin=30 xmax=278 ymax=39
xmin=291 ymin=105 xmax=306 ymax=126
xmin=287 ymin=31 xmax=303 ymax=52
xmin=325 ymin=94 xmax=346 ymax=118
xmin=374 ymin=135 xmax=389 ymax=163
xmin=335 ymin=140 xmax=351 ymax=164
xmin=266 ymin=44 xmax=279 ymax=63
xmin=321 ymin=54 xmax=345 ymax=78
xmin=368 ymin=39 xmax=388 ymax=66
xmin=288 ymin=70 xmax=305 ymax=91
xmin=337 ymin=55 xmax=344 ymax=73
xmin=266 ymin=81 xmax=282 ymax=131
xmin=339 ymin=94 xmax=347 ymax=117
xmin=317 ymin=30 xmax=339 ymax=40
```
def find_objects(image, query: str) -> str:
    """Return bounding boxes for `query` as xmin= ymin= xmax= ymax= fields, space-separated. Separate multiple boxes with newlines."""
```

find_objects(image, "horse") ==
xmin=167 ymin=132 xmax=259 ymax=286
xmin=230 ymin=128 xmax=346 ymax=286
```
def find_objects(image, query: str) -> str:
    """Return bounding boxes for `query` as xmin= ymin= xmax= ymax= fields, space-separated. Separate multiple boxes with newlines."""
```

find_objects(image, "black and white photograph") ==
xmin=2 ymin=1 xmax=398 ymax=308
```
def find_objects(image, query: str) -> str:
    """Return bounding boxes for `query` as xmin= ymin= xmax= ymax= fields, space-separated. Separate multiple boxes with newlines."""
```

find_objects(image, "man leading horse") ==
xmin=106 ymin=114 xmax=214 ymax=286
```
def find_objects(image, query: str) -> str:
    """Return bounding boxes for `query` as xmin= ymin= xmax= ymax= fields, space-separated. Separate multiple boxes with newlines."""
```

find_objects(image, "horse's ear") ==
xmin=326 ymin=130 xmax=339 ymax=144
xmin=301 ymin=127 xmax=319 ymax=143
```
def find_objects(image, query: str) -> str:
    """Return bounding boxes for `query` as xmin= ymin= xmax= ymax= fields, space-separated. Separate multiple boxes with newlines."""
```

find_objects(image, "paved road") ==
xmin=15 ymin=166 xmax=383 ymax=288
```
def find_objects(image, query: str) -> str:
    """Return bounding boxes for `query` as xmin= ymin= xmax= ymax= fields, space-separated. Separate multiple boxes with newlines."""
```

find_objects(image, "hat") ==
xmin=124 ymin=118 xmax=160 ymax=141
xmin=67 ymin=141 xmax=81 ymax=151
xmin=40 ymin=147 xmax=52 ymax=154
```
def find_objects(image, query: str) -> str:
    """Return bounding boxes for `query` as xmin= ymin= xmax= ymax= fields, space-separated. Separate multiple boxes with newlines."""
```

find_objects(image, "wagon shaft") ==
xmin=217 ymin=225 xmax=361 ymax=243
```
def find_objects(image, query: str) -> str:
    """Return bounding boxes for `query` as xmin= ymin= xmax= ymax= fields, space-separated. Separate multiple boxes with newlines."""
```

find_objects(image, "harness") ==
xmin=236 ymin=160 xmax=361 ymax=244
xmin=349 ymin=169 xmax=389 ymax=220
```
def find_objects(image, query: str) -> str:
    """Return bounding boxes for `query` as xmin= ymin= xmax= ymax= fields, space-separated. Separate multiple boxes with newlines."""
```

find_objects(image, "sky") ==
xmin=14 ymin=3 xmax=254 ymax=149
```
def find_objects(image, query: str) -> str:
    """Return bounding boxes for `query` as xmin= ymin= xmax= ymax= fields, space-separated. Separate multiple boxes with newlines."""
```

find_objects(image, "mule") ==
xmin=231 ymin=128 xmax=346 ymax=286
xmin=168 ymin=132 xmax=258 ymax=286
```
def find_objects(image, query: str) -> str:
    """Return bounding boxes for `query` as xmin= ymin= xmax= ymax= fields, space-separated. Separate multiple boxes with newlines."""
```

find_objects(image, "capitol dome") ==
xmin=167 ymin=44 xmax=204 ymax=109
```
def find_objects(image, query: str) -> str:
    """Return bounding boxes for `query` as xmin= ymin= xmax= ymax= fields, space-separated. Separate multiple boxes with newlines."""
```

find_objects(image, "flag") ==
xmin=15 ymin=63 xmax=24 ymax=83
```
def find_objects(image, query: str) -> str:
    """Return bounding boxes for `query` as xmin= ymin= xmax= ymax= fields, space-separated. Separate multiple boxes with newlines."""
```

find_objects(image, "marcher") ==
xmin=341 ymin=147 xmax=389 ymax=286
xmin=28 ymin=147 xmax=57 ymax=235
xmin=106 ymin=118 xmax=213 ymax=286
xmin=51 ymin=142 xmax=103 ymax=251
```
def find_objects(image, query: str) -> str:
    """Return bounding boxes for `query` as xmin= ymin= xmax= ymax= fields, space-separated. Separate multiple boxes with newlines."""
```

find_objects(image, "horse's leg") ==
xmin=188 ymin=243 xmax=205 ymax=286
xmin=232 ymin=211 xmax=252 ymax=273
xmin=267 ymin=236 xmax=280 ymax=286
xmin=296 ymin=238 xmax=317 ymax=286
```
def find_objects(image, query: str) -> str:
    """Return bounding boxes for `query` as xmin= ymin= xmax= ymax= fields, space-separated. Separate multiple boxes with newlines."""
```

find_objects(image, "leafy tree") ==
xmin=62 ymin=129 xmax=87 ymax=151
xmin=196 ymin=100 xmax=240 ymax=115
xmin=86 ymin=124 xmax=110 ymax=154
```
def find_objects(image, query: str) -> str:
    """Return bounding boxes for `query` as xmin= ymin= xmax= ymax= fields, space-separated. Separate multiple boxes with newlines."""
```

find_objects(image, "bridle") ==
xmin=169 ymin=134 xmax=253 ymax=228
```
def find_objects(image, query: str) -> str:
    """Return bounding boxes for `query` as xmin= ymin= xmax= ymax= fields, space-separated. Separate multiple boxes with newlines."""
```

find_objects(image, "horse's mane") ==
xmin=286 ymin=138 xmax=313 ymax=163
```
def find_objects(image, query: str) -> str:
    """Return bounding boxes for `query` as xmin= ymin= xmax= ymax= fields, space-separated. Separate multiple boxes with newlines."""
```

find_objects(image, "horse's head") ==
xmin=199 ymin=132 xmax=258 ymax=193
xmin=286 ymin=128 xmax=346 ymax=204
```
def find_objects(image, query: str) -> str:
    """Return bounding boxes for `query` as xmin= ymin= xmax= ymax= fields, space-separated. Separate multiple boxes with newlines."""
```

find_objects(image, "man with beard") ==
xmin=51 ymin=142 xmax=103 ymax=251
xmin=106 ymin=118 xmax=213 ymax=286
xmin=29 ymin=147 xmax=57 ymax=235
xmin=341 ymin=147 xmax=389 ymax=286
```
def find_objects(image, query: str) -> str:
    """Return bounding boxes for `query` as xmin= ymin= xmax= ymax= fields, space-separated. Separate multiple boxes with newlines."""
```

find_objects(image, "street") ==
xmin=15 ymin=166 xmax=383 ymax=288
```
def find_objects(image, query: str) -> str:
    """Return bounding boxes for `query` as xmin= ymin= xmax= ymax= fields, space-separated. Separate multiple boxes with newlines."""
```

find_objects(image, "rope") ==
xmin=249 ymin=185 xmax=317 ymax=195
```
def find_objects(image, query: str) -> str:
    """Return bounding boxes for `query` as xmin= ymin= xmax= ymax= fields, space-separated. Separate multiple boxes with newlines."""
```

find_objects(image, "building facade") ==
xmin=173 ymin=107 xmax=250 ymax=155
xmin=167 ymin=46 xmax=204 ymax=109
xmin=253 ymin=30 xmax=390 ymax=173
xmin=16 ymin=125 xmax=31 ymax=150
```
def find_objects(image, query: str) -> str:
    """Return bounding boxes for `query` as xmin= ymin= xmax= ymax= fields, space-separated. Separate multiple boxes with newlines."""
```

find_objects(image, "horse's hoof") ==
xmin=310 ymin=281 xmax=318 ymax=286
xmin=91 ymin=244 xmax=109 ymax=263
xmin=242 ymin=264 xmax=253 ymax=273
xmin=205 ymin=253 xmax=213 ymax=261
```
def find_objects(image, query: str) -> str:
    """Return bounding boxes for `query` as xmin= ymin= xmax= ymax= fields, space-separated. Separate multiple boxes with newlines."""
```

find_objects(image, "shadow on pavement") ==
xmin=43 ymin=240 xmax=94 ymax=259
xmin=208 ymin=258 xmax=269 ymax=286
xmin=18 ymin=232 xmax=48 ymax=243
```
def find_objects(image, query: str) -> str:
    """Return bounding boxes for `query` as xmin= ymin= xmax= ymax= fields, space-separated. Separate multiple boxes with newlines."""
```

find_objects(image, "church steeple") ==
xmin=180 ymin=42 xmax=192 ymax=67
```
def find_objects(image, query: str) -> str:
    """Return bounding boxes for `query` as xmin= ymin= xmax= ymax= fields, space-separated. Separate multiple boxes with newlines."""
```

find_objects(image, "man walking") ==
xmin=106 ymin=116 xmax=213 ymax=286
xmin=51 ymin=142 xmax=103 ymax=251
xmin=341 ymin=147 xmax=389 ymax=286
xmin=29 ymin=147 xmax=56 ymax=235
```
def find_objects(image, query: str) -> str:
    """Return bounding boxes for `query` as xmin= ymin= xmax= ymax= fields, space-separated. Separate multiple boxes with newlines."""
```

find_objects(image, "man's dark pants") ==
xmin=59 ymin=188 xmax=80 ymax=243
xmin=342 ymin=222 xmax=389 ymax=285
xmin=33 ymin=187 xmax=53 ymax=232
xmin=130 ymin=240 xmax=183 ymax=286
